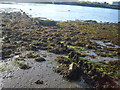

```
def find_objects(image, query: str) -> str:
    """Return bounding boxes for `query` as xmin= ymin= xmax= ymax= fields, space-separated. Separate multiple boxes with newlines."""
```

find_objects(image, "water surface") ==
xmin=0 ymin=3 xmax=119 ymax=23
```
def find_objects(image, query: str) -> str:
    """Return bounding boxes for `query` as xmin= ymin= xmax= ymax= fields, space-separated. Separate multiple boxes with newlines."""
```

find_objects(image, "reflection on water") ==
xmin=0 ymin=3 xmax=119 ymax=22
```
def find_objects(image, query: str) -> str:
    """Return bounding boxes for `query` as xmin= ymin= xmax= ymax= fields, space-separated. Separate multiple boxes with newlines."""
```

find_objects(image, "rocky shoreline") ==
xmin=0 ymin=11 xmax=120 ymax=88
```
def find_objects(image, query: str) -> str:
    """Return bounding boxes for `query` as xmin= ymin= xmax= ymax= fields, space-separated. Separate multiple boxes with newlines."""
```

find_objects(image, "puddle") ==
xmin=80 ymin=50 xmax=119 ymax=62
xmin=76 ymin=40 xmax=120 ymax=62
xmin=90 ymin=40 xmax=120 ymax=48
xmin=84 ymin=55 xmax=119 ymax=62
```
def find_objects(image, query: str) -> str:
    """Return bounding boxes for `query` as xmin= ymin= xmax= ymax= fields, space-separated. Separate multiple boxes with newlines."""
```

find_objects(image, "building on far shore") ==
xmin=112 ymin=1 xmax=120 ymax=5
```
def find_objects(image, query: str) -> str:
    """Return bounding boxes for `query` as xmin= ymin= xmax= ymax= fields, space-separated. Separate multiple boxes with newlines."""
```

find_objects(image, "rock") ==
xmin=35 ymin=80 xmax=43 ymax=84
xmin=39 ymin=20 xmax=57 ymax=26
xmin=14 ymin=52 xmax=21 ymax=55
xmin=34 ymin=57 xmax=46 ymax=62
xmin=19 ymin=64 xmax=31 ymax=70
xmin=9 ymin=54 xmax=15 ymax=57
xmin=86 ymin=44 xmax=93 ymax=49
xmin=79 ymin=54 xmax=87 ymax=57
xmin=15 ymin=57 xmax=24 ymax=61
xmin=54 ymin=67 xmax=63 ymax=73
xmin=26 ymin=53 xmax=39 ymax=58
xmin=68 ymin=51 xmax=78 ymax=59
xmin=103 ymin=40 xmax=111 ymax=43
xmin=1 ymin=24 xmax=6 ymax=27
xmin=62 ymin=63 xmax=80 ymax=80
xmin=55 ymin=56 xmax=71 ymax=64
xmin=69 ymin=63 xmax=77 ymax=71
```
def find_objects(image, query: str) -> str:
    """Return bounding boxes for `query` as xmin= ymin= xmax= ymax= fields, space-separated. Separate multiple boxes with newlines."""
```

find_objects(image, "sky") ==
xmin=79 ymin=0 xmax=120 ymax=4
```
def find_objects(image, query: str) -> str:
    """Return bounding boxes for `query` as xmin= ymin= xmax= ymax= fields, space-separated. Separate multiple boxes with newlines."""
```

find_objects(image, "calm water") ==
xmin=0 ymin=3 xmax=119 ymax=23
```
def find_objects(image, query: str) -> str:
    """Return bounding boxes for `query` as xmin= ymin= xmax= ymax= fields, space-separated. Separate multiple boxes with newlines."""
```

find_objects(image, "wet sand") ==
xmin=0 ymin=50 xmax=90 ymax=88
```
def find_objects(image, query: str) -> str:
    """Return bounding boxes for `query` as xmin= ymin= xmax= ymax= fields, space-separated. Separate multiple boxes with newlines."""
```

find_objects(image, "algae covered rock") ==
xmin=64 ymin=63 xmax=80 ymax=80
xmin=19 ymin=64 xmax=31 ymax=70
xmin=55 ymin=56 xmax=71 ymax=64
xmin=55 ymin=62 xmax=80 ymax=80
xmin=34 ymin=57 xmax=46 ymax=62
xmin=39 ymin=20 xmax=57 ymax=26
xmin=25 ymin=52 xmax=39 ymax=58
xmin=69 ymin=63 xmax=78 ymax=71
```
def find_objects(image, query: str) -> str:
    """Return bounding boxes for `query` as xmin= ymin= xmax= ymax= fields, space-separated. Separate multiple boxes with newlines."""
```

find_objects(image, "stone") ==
xmin=35 ymin=57 xmax=46 ymax=62
xmin=69 ymin=63 xmax=77 ymax=71
xmin=35 ymin=80 xmax=43 ymax=84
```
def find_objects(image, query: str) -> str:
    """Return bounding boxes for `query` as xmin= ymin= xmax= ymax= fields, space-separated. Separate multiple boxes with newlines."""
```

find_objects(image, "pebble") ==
xmin=35 ymin=80 xmax=43 ymax=84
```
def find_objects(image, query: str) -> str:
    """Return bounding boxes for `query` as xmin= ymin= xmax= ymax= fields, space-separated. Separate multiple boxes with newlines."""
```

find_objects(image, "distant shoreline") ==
xmin=37 ymin=2 xmax=120 ymax=10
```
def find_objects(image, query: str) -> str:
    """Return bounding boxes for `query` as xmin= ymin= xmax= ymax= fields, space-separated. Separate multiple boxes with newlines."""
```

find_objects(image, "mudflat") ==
xmin=0 ymin=11 xmax=120 ymax=88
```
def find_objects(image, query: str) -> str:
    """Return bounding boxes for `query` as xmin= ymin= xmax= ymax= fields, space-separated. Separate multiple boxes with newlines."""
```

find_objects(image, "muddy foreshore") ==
xmin=0 ymin=11 xmax=120 ymax=88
